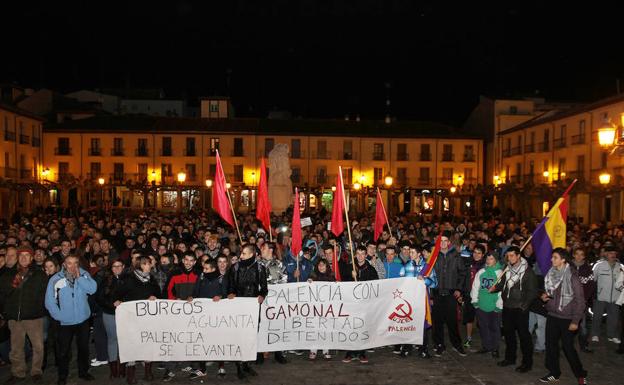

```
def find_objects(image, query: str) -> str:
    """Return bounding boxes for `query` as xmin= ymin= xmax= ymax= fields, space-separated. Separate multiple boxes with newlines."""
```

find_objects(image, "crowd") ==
xmin=0 ymin=206 xmax=622 ymax=385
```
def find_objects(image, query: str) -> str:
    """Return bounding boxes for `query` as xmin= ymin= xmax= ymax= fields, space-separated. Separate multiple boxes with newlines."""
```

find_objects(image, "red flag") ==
xmin=332 ymin=244 xmax=341 ymax=282
xmin=291 ymin=188 xmax=302 ymax=257
xmin=421 ymin=234 xmax=442 ymax=277
xmin=330 ymin=171 xmax=345 ymax=237
xmin=374 ymin=188 xmax=388 ymax=241
xmin=212 ymin=151 xmax=234 ymax=227
xmin=256 ymin=158 xmax=271 ymax=233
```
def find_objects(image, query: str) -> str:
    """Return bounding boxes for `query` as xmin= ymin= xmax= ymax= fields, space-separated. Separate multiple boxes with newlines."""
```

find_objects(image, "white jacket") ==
xmin=592 ymin=260 xmax=624 ymax=303
xmin=615 ymin=268 xmax=624 ymax=306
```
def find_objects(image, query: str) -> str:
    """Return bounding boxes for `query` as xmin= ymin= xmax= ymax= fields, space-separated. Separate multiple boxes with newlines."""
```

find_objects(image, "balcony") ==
xmin=290 ymin=150 xmax=306 ymax=159
xmin=502 ymin=148 xmax=511 ymax=158
xmin=372 ymin=152 xmax=385 ymax=161
xmin=184 ymin=148 xmax=197 ymax=157
xmin=230 ymin=149 xmax=245 ymax=157
xmin=523 ymin=174 xmax=536 ymax=185
xmin=86 ymin=173 xmax=103 ymax=181
xmin=419 ymin=153 xmax=432 ymax=161
xmin=88 ymin=148 xmax=101 ymax=156
xmin=416 ymin=177 xmax=433 ymax=186
xmin=160 ymin=148 xmax=173 ymax=156
xmin=110 ymin=148 xmax=125 ymax=156
xmin=313 ymin=151 xmax=332 ymax=160
xmin=19 ymin=135 xmax=30 ymax=145
xmin=186 ymin=173 xmax=198 ymax=182
xmin=396 ymin=153 xmax=409 ymax=161
xmin=395 ymin=176 xmax=409 ymax=186
xmin=463 ymin=153 xmax=476 ymax=162
xmin=524 ymin=143 xmax=535 ymax=153
xmin=339 ymin=152 xmax=358 ymax=161
xmin=571 ymin=134 xmax=585 ymax=145
xmin=553 ymin=138 xmax=566 ymax=149
xmin=567 ymin=171 xmax=585 ymax=181
xmin=32 ymin=137 xmax=40 ymax=147
xmin=438 ymin=177 xmax=454 ymax=187
xmin=58 ymin=173 xmax=74 ymax=182
xmin=131 ymin=148 xmax=148 ymax=157
xmin=4 ymin=131 xmax=16 ymax=141
xmin=315 ymin=175 xmax=329 ymax=185
xmin=2 ymin=167 xmax=17 ymax=178
xmin=464 ymin=177 xmax=478 ymax=185
xmin=54 ymin=147 xmax=72 ymax=156
xmin=510 ymin=146 xmax=522 ymax=156
xmin=109 ymin=173 xmax=128 ymax=183
xmin=20 ymin=169 xmax=32 ymax=179
xmin=441 ymin=153 xmax=454 ymax=162
xmin=510 ymin=175 xmax=522 ymax=184
xmin=538 ymin=142 xmax=549 ymax=152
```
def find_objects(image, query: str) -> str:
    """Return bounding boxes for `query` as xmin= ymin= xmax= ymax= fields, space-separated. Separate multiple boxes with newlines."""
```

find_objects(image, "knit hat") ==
xmin=16 ymin=245 xmax=34 ymax=255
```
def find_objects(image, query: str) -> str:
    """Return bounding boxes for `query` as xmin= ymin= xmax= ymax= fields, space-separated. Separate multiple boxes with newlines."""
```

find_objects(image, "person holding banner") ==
xmin=307 ymin=258 xmax=335 ymax=360
xmin=227 ymin=243 xmax=268 ymax=380
xmin=342 ymin=245 xmax=378 ymax=364
xmin=113 ymin=255 xmax=161 ymax=384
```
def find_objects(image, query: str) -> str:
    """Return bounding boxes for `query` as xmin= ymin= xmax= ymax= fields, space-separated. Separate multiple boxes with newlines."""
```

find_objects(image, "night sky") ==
xmin=3 ymin=1 xmax=624 ymax=125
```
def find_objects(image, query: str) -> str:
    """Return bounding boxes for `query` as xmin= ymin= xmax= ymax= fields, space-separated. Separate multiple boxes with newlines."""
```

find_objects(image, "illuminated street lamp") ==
xmin=98 ymin=177 xmax=105 ymax=186
xmin=384 ymin=175 xmax=393 ymax=187
xmin=599 ymin=173 xmax=611 ymax=185
xmin=226 ymin=182 xmax=231 ymax=189
xmin=598 ymin=121 xmax=616 ymax=147
xmin=177 ymin=171 xmax=187 ymax=183
xmin=450 ymin=186 xmax=457 ymax=194
xmin=41 ymin=168 xmax=50 ymax=179
xmin=353 ymin=182 xmax=361 ymax=190
xmin=331 ymin=185 xmax=336 ymax=192
xmin=205 ymin=179 xmax=213 ymax=188
xmin=543 ymin=170 xmax=550 ymax=178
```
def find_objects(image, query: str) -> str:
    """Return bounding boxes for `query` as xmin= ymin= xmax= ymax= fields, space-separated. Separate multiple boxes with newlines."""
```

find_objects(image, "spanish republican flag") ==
xmin=531 ymin=179 xmax=577 ymax=275
xmin=421 ymin=234 xmax=442 ymax=278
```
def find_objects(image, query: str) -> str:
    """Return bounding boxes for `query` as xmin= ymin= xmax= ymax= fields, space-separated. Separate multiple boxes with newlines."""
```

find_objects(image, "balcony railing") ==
xmin=463 ymin=153 xmax=476 ymax=162
xmin=523 ymin=174 xmax=535 ymax=184
xmin=464 ymin=177 xmax=478 ymax=185
xmin=524 ymin=143 xmax=535 ymax=153
xmin=184 ymin=148 xmax=197 ymax=157
xmin=510 ymin=175 xmax=522 ymax=184
xmin=19 ymin=135 xmax=30 ymax=144
xmin=2 ymin=167 xmax=17 ymax=178
xmin=395 ymin=176 xmax=409 ymax=186
xmin=230 ymin=149 xmax=245 ymax=157
xmin=567 ymin=171 xmax=585 ymax=181
xmin=339 ymin=152 xmax=358 ymax=160
xmin=315 ymin=175 xmax=329 ymax=185
xmin=571 ymin=134 xmax=585 ymax=145
xmin=20 ymin=169 xmax=32 ymax=179
xmin=438 ymin=177 xmax=454 ymax=187
xmin=32 ymin=137 xmax=40 ymax=147
xmin=416 ymin=177 xmax=432 ymax=186
xmin=441 ymin=153 xmax=454 ymax=162
xmin=290 ymin=151 xmax=306 ymax=159
xmin=110 ymin=173 xmax=127 ymax=183
xmin=553 ymin=138 xmax=566 ymax=149
xmin=372 ymin=153 xmax=385 ymax=161
xmin=502 ymin=148 xmax=511 ymax=157
xmin=57 ymin=173 xmax=74 ymax=182
xmin=54 ymin=147 xmax=72 ymax=156
xmin=88 ymin=148 xmax=101 ymax=156
xmin=160 ymin=148 xmax=173 ymax=156
xmin=419 ymin=153 xmax=432 ymax=161
xmin=4 ymin=131 xmax=16 ymax=141
xmin=135 ymin=148 xmax=149 ymax=157
xmin=396 ymin=153 xmax=409 ymax=161
xmin=110 ymin=148 xmax=125 ymax=156
xmin=510 ymin=146 xmax=522 ymax=156
xmin=312 ymin=151 xmax=331 ymax=160
xmin=538 ymin=142 xmax=549 ymax=152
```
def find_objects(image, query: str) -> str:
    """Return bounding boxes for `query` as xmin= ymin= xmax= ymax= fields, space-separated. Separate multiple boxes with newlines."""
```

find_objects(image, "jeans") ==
xmin=502 ymin=308 xmax=533 ymax=367
xmin=56 ymin=320 xmax=90 ymax=380
xmin=102 ymin=313 xmax=118 ymax=362
xmin=93 ymin=312 xmax=109 ymax=362
xmin=476 ymin=309 xmax=501 ymax=352
xmin=545 ymin=316 xmax=587 ymax=379
xmin=432 ymin=294 xmax=462 ymax=349
xmin=591 ymin=300 xmax=621 ymax=339
xmin=8 ymin=318 xmax=45 ymax=378
xmin=529 ymin=311 xmax=547 ymax=351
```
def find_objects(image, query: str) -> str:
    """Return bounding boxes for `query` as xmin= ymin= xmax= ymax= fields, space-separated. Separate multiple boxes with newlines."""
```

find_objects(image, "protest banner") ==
xmin=116 ymin=298 xmax=259 ymax=363
xmin=258 ymin=277 xmax=426 ymax=351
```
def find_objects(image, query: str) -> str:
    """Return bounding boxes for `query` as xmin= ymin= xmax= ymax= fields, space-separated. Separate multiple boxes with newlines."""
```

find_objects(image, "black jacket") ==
xmin=432 ymin=247 xmax=468 ymax=296
xmin=354 ymin=260 xmax=379 ymax=282
xmin=193 ymin=271 xmax=228 ymax=299
xmin=114 ymin=272 xmax=161 ymax=302
xmin=96 ymin=273 xmax=125 ymax=314
xmin=494 ymin=265 xmax=538 ymax=311
xmin=0 ymin=266 xmax=48 ymax=321
xmin=228 ymin=258 xmax=268 ymax=298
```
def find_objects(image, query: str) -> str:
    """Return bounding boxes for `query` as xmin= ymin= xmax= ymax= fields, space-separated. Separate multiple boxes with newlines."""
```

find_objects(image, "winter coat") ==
xmin=0 ymin=266 xmax=48 ymax=321
xmin=471 ymin=263 xmax=503 ymax=313
xmin=592 ymin=260 xmax=624 ymax=303
xmin=283 ymin=254 xmax=314 ymax=283
xmin=95 ymin=274 xmax=125 ymax=314
xmin=399 ymin=258 xmax=437 ymax=289
xmin=614 ymin=268 xmax=624 ymax=306
xmin=193 ymin=271 xmax=228 ymax=299
xmin=228 ymin=258 xmax=268 ymax=298
xmin=493 ymin=263 xmax=538 ymax=311
xmin=432 ymin=246 xmax=468 ymax=296
xmin=543 ymin=267 xmax=586 ymax=324
xmin=354 ymin=260 xmax=379 ymax=282
xmin=571 ymin=261 xmax=596 ymax=306
xmin=114 ymin=272 xmax=161 ymax=302
xmin=259 ymin=258 xmax=287 ymax=284
xmin=45 ymin=268 xmax=97 ymax=325
xmin=166 ymin=269 xmax=198 ymax=300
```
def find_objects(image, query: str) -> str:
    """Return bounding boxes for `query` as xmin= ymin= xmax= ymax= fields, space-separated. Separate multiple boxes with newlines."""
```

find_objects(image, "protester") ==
xmin=571 ymin=248 xmax=596 ymax=353
xmin=308 ymin=258 xmax=335 ymax=360
xmin=463 ymin=244 xmax=485 ymax=349
xmin=471 ymin=250 xmax=503 ymax=357
xmin=590 ymin=245 xmax=623 ymax=345
xmin=45 ymin=254 xmax=97 ymax=385
xmin=539 ymin=248 xmax=588 ymax=384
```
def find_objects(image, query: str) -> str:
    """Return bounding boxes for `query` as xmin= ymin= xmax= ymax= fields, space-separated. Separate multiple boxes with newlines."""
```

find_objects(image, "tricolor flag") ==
xmin=424 ymin=292 xmax=432 ymax=329
xmin=532 ymin=179 xmax=577 ymax=275
xmin=421 ymin=234 xmax=442 ymax=278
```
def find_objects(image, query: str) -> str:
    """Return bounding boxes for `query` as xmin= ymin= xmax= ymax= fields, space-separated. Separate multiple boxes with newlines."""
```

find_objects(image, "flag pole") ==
xmin=217 ymin=150 xmax=243 ymax=245
xmin=493 ymin=234 xmax=534 ymax=286
xmin=377 ymin=187 xmax=392 ymax=236
xmin=339 ymin=167 xmax=357 ymax=281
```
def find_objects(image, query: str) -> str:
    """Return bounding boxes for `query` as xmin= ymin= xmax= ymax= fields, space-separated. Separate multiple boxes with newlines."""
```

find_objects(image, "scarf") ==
xmin=11 ymin=266 xmax=30 ymax=288
xmin=61 ymin=267 xmax=76 ymax=288
xmin=134 ymin=269 xmax=151 ymax=283
xmin=504 ymin=257 xmax=528 ymax=291
xmin=545 ymin=264 xmax=574 ymax=311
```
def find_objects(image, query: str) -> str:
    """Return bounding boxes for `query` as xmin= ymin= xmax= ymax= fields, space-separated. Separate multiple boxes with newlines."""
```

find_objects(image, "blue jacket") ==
xmin=399 ymin=258 xmax=438 ymax=290
xmin=283 ymin=252 xmax=314 ymax=283
xmin=384 ymin=259 xmax=405 ymax=279
xmin=45 ymin=268 xmax=97 ymax=325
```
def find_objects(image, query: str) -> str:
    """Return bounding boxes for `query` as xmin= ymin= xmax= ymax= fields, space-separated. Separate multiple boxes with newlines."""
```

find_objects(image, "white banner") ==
xmin=116 ymin=299 xmax=259 ymax=363
xmin=258 ymin=278 xmax=426 ymax=351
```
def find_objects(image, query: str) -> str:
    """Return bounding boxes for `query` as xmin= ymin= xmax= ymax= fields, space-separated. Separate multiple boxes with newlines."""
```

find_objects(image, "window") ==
xmin=162 ymin=137 xmax=172 ymax=156
xmin=342 ymin=167 xmax=352 ymax=185
xmin=529 ymin=161 xmax=535 ymax=178
xmin=264 ymin=138 xmax=274 ymax=157
xmin=317 ymin=140 xmax=327 ymax=159
xmin=442 ymin=168 xmax=453 ymax=183
xmin=601 ymin=152 xmax=608 ymax=169
xmin=161 ymin=163 xmax=172 ymax=177
xmin=373 ymin=143 xmax=384 ymax=160
xmin=58 ymin=162 xmax=69 ymax=179
xmin=543 ymin=160 xmax=549 ymax=173
xmin=397 ymin=143 xmax=408 ymax=161
xmin=233 ymin=165 xmax=243 ymax=182
xmin=113 ymin=138 xmax=123 ymax=156
xmin=419 ymin=168 xmax=430 ymax=183
xmin=186 ymin=164 xmax=197 ymax=181
xmin=509 ymin=105 xmax=518 ymax=114
xmin=543 ymin=129 xmax=550 ymax=151
xmin=374 ymin=167 xmax=384 ymax=182
xmin=343 ymin=140 xmax=353 ymax=160
xmin=186 ymin=137 xmax=196 ymax=156
xmin=463 ymin=145 xmax=475 ymax=161
xmin=57 ymin=138 xmax=70 ymax=155
xmin=420 ymin=144 xmax=431 ymax=161
xmin=442 ymin=144 xmax=453 ymax=161
xmin=233 ymin=138 xmax=244 ymax=157
xmin=208 ymin=164 xmax=216 ymax=178
xmin=138 ymin=163 xmax=148 ymax=179
xmin=577 ymin=155 xmax=585 ymax=174
xmin=397 ymin=168 xmax=407 ymax=184
xmin=316 ymin=166 xmax=327 ymax=184
xmin=464 ymin=168 xmax=474 ymax=184
xmin=137 ymin=138 xmax=148 ymax=156
xmin=558 ymin=158 xmax=566 ymax=179
xmin=291 ymin=167 xmax=301 ymax=184
xmin=209 ymin=137 xmax=220 ymax=156
xmin=515 ymin=163 xmax=522 ymax=182
xmin=90 ymin=138 xmax=101 ymax=156
xmin=288 ymin=139 xmax=300 ymax=158
xmin=90 ymin=162 xmax=101 ymax=179
xmin=210 ymin=101 xmax=219 ymax=113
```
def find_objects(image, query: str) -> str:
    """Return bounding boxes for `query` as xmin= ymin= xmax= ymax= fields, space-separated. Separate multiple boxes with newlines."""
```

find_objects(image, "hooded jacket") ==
xmin=592 ymin=259 xmax=624 ymax=303
xmin=471 ymin=263 xmax=503 ymax=312
xmin=45 ymin=268 xmax=97 ymax=325
xmin=228 ymin=258 xmax=268 ymax=298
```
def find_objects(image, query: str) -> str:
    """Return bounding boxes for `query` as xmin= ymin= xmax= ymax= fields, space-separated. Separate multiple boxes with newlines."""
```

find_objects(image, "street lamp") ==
xmin=599 ymin=173 xmax=611 ymax=185
xmin=384 ymin=175 xmax=393 ymax=187
xmin=177 ymin=171 xmax=186 ymax=183
xmin=450 ymin=186 xmax=457 ymax=194
xmin=598 ymin=120 xmax=617 ymax=147
xmin=98 ymin=177 xmax=105 ymax=186
xmin=177 ymin=171 xmax=186 ymax=213
xmin=98 ymin=177 xmax=105 ymax=210
xmin=205 ymin=179 xmax=213 ymax=188
xmin=41 ymin=168 xmax=50 ymax=179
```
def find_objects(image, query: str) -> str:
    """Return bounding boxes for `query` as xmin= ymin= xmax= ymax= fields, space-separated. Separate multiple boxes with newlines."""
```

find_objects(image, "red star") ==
xmin=393 ymin=289 xmax=403 ymax=299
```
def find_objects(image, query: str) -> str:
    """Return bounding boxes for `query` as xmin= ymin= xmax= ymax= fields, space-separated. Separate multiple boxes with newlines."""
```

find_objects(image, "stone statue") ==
xmin=268 ymin=143 xmax=292 ymax=214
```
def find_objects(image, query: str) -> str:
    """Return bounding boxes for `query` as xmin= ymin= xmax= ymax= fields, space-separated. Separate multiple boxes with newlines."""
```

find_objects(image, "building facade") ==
xmin=498 ymin=94 xmax=624 ymax=223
